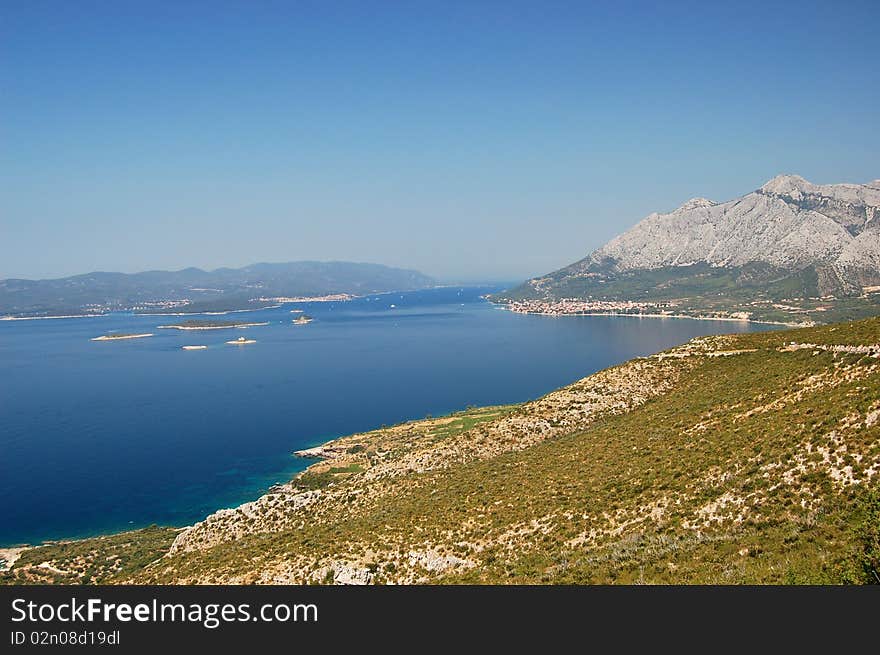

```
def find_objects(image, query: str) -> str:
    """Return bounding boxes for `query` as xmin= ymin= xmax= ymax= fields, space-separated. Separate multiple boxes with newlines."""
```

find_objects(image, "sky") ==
xmin=1 ymin=1 xmax=878 ymax=282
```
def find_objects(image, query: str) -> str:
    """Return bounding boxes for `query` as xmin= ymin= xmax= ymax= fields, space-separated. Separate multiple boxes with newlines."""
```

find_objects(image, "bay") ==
xmin=0 ymin=286 xmax=777 ymax=546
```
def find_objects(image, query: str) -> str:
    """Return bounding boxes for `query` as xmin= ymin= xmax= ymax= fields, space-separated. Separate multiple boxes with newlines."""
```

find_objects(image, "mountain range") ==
xmin=495 ymin=175 xmax=880 ymax=324
xmin=0 ymin=261 xmax=435 ymax=317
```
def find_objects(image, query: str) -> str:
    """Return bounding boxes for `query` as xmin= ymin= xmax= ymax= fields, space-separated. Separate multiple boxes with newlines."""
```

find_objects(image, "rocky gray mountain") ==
xmin=574 ymin=175 xmax=880 ymax=294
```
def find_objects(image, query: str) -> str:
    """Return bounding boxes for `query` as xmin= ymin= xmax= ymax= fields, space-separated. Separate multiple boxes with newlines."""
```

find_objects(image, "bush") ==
xmin=837 ymin=488 xmax=880 ymax=584
xmin=295 ymin=471 xmax=334 ymax=490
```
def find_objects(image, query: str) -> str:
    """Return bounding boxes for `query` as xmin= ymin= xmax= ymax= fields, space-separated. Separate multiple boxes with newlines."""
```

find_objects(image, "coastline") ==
xmin=0 ymin=547 xmax=28 ymax=571
xmin=1 ymin=313 xmax=107 ymax=321
xmin=293 ymin=446 xmax=334 ymax=459
xmin=2 ymin=285 xmax=443 ymax=322
xmin=495 ymin=305 xmax=810 ymax=328
xmin=0 ymin=527 xmax=188 ymax=561
xmin=0 ymin=404 xmax=481 ymax=551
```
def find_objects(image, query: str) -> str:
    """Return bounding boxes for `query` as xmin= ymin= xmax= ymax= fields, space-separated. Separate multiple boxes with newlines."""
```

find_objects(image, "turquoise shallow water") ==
xmin=0 ymin=286 xmax=777 ymax=546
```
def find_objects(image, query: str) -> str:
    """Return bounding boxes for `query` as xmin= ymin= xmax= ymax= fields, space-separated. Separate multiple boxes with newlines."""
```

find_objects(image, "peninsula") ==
xmin=1 ymin=313 xmax=107 ymax=321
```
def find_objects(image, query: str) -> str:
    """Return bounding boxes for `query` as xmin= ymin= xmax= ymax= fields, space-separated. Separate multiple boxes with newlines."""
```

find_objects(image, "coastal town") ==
xmin=502 ymin=298 xmax=677 ymax=317
xmin=499 ymin=298 xmax=813 ymax=325
xmin=257 ymin=293 xmax=353 ymax=303
xmin=501 ymin=297 xmax=761 ymax=322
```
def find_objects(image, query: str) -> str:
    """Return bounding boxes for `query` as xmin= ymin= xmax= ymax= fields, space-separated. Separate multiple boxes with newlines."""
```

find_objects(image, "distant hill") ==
xmin=0 ymin=261 xmax=435 ymax=317
xmin=5 ymin=317 xmax=879 ymax=584
xmin=494 ymin=175 xmax=880 ymax=324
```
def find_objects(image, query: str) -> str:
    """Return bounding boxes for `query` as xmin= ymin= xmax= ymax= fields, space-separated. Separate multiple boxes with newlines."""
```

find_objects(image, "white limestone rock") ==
xmin=562 ymin=174 xmax=880 ymax=293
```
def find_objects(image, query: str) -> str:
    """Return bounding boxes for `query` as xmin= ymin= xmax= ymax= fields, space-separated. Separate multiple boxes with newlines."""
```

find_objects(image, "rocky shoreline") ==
xmin=293 ymin=445 xmax=341 ymax=460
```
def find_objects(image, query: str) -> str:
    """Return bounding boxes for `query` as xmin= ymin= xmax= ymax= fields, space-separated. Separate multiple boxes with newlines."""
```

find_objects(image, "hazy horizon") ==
xmin=3 ymin=2 xmax=878 ymax=281
xmin=0 ymin=258 xmax=521 ymax=286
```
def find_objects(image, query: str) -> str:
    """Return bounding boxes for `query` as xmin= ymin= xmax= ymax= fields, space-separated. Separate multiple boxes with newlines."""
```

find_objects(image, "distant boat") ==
xmin=390 ymin=304 xmax=396 ymax=308
xmin=181 ymin=345 xmax=207 ymax=350
xmin=226 ymin=336 xmax=256 ymax=345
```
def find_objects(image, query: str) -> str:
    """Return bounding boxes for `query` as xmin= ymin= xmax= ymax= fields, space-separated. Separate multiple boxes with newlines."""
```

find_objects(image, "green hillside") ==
xmin=4 ymin=319 xmax=879 ymax=585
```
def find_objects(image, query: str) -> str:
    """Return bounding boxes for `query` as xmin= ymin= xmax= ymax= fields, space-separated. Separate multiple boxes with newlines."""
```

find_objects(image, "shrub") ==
xmin=837 ymin=488 xmax=880 ymax=584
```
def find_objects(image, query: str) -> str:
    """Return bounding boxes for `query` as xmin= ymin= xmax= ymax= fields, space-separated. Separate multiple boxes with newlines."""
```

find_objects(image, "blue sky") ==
xmin=2 ymin=1 xmax=877 ymax=281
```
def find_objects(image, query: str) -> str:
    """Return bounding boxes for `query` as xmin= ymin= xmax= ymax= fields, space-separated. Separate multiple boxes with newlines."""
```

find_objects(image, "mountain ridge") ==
xmin=0 ymin=261 xmax=435 ymax=317
xmin=575 ymin=174 xmax=879 ymax=282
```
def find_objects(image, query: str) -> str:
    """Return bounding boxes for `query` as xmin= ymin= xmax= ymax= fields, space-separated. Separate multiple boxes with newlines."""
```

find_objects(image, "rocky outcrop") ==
xmin=169 ymin=488 xmax=322 ymax=554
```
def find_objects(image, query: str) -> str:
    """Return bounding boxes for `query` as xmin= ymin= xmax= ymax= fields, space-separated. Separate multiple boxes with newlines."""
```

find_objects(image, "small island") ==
xmin=91 ymin=333 xmax=154 ymax=341
xmin=226 ymin=336 xmax=257 ymax=345
xmin=158 ymin=319 xmax=269 ymax=330
xmin=292 ymin=314 xmax=314 ymax=325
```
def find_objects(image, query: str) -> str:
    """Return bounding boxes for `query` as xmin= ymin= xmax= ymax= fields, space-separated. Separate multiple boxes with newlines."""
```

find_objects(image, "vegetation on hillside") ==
xmin=1 ymin=527 xmax=177 ymax=585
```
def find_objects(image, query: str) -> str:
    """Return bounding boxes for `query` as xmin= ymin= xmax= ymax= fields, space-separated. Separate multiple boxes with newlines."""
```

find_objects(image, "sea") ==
xmin=0 ymin=286 xmax=779 ymax=546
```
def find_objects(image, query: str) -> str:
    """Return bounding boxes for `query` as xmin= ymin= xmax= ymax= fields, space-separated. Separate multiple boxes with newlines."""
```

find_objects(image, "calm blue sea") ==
xmin=0 ymin=286 xmax=778 ymax=546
